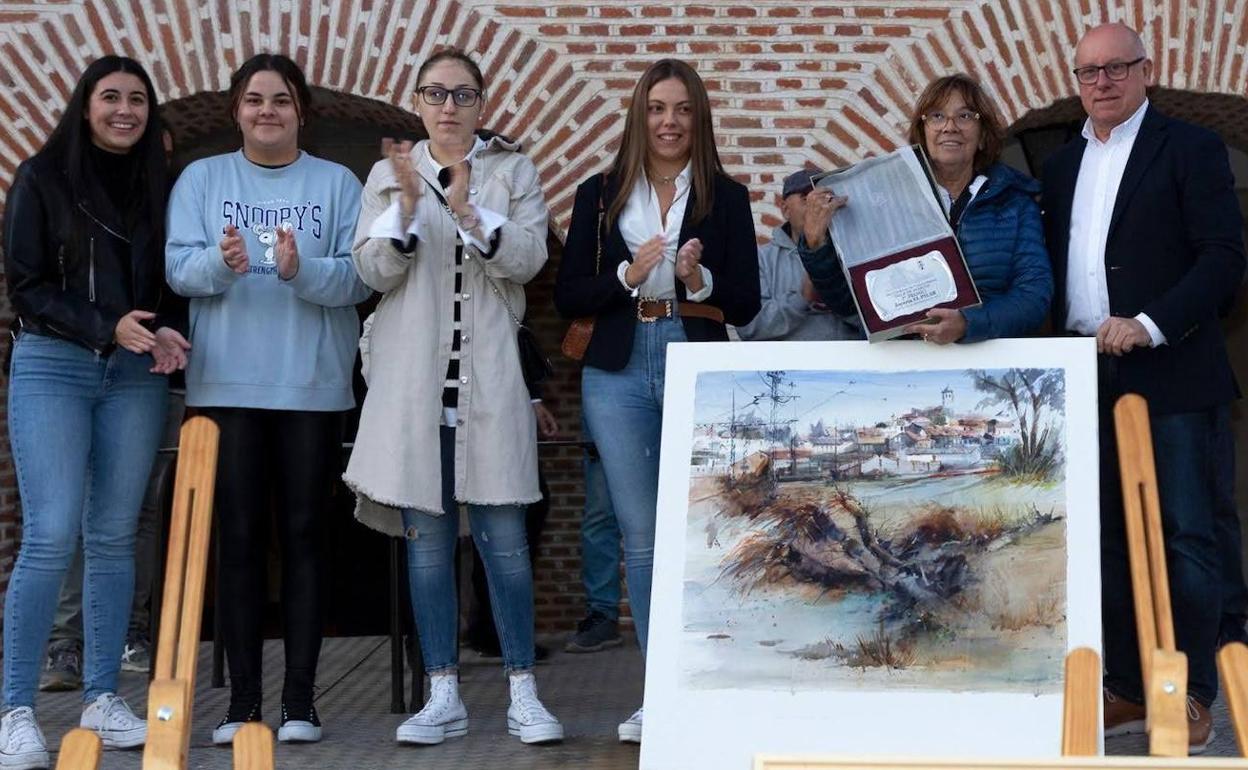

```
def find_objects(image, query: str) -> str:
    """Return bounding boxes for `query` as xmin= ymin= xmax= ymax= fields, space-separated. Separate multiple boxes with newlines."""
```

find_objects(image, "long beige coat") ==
xmin=344 ymin=136 xmax=548 ymax=535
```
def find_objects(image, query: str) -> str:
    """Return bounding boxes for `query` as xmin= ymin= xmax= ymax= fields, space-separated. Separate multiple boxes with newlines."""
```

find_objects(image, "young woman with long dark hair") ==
xmin=1 ymin=55 xmax=186 ymax=768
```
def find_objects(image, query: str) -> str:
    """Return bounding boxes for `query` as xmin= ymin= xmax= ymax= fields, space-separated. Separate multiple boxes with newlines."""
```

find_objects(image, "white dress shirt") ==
xmin=1065 ymin=98 xmax=1165 ymax=345
xmin=614 ymin=164 xmax=713 ymax=302
xmin=368 ymin=136 xmax=507 ymax=252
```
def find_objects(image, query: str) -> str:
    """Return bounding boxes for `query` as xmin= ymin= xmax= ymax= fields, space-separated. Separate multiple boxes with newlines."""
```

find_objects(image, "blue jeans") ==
xmin=3 ymin=333 xmax=166 ymax=707
xmin=581 ymin=418 xmax=621 ymax=620
xmin=581 ymin=316 xmax=687 ymax=653
xmin=1101 ymin=401 xmax=1228 ymax=705
xmin=403 ymin=426 xmax=536 ymax=673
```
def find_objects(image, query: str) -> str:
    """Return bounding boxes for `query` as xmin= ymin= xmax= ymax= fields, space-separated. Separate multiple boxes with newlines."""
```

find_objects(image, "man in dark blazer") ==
xmin=1041 ymin=22 xmax=1245 ymax=753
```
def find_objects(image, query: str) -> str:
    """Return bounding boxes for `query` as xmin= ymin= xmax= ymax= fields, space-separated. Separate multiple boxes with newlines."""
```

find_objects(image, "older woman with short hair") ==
xmin=799 ymin=73 xmax=1052 ymax=343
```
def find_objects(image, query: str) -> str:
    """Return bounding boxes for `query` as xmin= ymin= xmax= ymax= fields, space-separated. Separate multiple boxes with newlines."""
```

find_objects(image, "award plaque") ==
xmin=813 ymin=147 xmax=981 ymax=341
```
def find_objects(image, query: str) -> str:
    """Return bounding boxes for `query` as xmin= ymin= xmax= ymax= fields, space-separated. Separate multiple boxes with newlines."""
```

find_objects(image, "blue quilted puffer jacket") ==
xmin=799 ymin=161 xmax=1054 ymax=342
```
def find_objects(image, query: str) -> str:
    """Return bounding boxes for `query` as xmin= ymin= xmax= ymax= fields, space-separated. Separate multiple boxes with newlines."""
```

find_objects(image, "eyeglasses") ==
xmin=1072 ymin=57 xmax=1145 ymax=85
xmin=416 ymin=86 xmax=483 ymax=108
xmin=922 ymin=110 xmax=980 ymax=129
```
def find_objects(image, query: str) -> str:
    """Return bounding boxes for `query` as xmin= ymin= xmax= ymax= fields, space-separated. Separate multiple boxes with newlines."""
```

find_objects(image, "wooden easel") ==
xmin=139 ymin=416 xmax=219 ymax=770
xmin=1114 ymin=394 xmax=1190 ymax=756
xmin=231 ymin=722 xmax=275 ymax=769
xmin=754 ymin=394 xmax=1248 ymax=769
xmin=53 ymin=728 xmax=100 ymax=769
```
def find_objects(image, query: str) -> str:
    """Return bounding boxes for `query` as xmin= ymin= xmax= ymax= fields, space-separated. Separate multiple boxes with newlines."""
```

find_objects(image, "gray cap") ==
xmin=781 ymin=168 xmax=821 ymax=198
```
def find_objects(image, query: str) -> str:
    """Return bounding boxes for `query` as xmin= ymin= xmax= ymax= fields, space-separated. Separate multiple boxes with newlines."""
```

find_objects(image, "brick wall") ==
xmin=0 ymin=1 xmax=1246 ymax=632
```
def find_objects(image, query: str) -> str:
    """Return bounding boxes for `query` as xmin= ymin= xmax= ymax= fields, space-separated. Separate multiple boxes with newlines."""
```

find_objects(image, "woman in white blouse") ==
xmin=553 ymin=58 xmax=760 ymax=744
xmin=345 ymin=49 xmax=563 ymax=747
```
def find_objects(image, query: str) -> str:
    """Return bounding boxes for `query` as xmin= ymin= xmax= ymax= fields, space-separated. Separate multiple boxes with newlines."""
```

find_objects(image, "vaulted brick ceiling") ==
xmin=1 ymin=1 xmax=1246 ymax=235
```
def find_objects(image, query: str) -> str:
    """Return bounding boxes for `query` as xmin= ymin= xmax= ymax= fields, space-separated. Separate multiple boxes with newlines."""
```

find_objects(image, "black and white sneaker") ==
xmin=211 ymin=699 xmax=261 ymax=746
xmin=277 ymin=702 xmax=322 ymax=743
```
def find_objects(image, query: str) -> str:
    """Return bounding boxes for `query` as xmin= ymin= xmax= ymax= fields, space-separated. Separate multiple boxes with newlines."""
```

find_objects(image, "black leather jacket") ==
xmin=3 ymin=153 xmax=183 ymax=355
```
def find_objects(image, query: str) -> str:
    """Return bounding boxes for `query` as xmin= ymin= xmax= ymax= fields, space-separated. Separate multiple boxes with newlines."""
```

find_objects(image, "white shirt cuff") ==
xmin=461 ymin=205 xmax=506 ymax=253
xmin=368 ymin=199 xmax=423 ymax=243
xmin=616 ymin=261 xmax=640 ymax=297
xmin=1135 ymin=313 xmax=1167 ymax=347
xmin=685 ymin=265 xmax=714 ymax=303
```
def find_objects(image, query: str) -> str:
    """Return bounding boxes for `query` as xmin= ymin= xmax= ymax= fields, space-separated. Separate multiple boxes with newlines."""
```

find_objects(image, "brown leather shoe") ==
xmin=1187 ymin=696 xmax=1215 ymax=754
xmin=1103 ymin=687 xmax=1146 ymax=736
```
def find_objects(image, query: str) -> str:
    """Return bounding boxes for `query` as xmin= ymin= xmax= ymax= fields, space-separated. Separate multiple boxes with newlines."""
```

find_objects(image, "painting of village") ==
xmin=679 ymin=367 xmax=1068 ymax=694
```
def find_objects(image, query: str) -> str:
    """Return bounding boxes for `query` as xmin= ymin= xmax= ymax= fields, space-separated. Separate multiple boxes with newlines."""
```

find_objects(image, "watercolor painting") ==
xmin=680 ymin=367 xmax=1069 ymax=694
xmin=641 ymin=340 xmax=1100 ymax=768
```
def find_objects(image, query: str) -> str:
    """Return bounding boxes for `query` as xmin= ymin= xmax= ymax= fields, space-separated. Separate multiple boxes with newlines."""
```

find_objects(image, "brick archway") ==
xmin=3 ymin=2 xmax=1247 ymax=232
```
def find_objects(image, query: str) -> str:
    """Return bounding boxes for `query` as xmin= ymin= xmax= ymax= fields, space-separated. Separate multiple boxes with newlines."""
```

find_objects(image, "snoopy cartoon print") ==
xmin=251 ymin=222 xmax=293 ymax=267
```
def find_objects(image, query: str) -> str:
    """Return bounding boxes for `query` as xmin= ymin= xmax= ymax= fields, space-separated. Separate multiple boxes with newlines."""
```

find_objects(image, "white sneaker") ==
xmin=506 ymin=672 xmax=563 ymax=744
xmin=0 ymin=707 xmax=48 ymax=769
xmin=618 ymin=706 xmax=643 ymax=743
xmin=396 ymin=673 xmax=468 ymax=745
xmin=277 ymin=702 xmax=322 ymax=743
xmin=80 ymin=694 xmax=146 ymax=749
xmin=212 ymin=699 xmax=261 ymax=746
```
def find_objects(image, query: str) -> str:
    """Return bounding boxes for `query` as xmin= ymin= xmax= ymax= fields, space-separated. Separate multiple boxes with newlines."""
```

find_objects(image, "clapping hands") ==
xmin=675 ymin=238 xmax=704 ymax=293
xmin=384 ymin=138 xmax=421 ymax=223
xmin=624 ymin=235 xmax=665 ymax=289
xmin=220 ymin=224 xmax=248 ymax=273
xmin=275 ymin=225 xmax=299 ymax=280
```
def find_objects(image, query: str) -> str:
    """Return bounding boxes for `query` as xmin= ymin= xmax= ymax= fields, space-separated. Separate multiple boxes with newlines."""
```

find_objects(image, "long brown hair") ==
xmin=907 ymin=73 xmax=1006 ymax=174
xmin=606 ymin=59 xmax=723 ymax=230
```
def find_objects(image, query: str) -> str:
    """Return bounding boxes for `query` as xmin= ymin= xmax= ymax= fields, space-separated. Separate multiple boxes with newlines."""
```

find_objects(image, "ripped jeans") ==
xmin=402 ymin=426 xmax=536 ymax=674
xmin=580 ymin=315 xmax=688 ymax=654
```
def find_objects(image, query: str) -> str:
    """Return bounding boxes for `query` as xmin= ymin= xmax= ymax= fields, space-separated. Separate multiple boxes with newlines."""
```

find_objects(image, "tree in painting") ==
xmin=969 ymin=368 xmax=1065 ymax=480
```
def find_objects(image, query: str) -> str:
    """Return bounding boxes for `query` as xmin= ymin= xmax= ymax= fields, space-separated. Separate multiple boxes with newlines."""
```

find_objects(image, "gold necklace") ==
xmin=651 ymin=169 xmax=678 ymax=186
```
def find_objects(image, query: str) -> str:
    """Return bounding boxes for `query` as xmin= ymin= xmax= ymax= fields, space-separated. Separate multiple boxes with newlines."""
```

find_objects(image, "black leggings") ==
xmin=203 ymin=407 xmax=341 ymax=705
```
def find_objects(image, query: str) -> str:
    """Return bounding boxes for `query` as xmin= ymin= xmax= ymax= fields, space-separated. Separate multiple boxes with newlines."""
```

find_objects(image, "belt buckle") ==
xmin=637 ymin=298 xmax=670 ymax=323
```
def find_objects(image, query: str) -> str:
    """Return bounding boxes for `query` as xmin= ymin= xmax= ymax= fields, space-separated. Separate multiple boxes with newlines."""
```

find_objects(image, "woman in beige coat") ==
xmin=344 ymin=50 xmax=562 ymax=746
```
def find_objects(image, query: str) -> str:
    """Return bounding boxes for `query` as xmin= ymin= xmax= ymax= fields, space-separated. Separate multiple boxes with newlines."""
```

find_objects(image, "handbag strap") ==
xmin=421 ymin=176 xmax=527 ymax=330
xmin=594 ymin=173 xmax=605 ymax=276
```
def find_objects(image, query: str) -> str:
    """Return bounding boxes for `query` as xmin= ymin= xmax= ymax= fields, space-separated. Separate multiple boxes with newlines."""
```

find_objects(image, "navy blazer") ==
xmin=554 ymin=171 xmax=761 ymax=371
xmin=1041 ymin=106 xmax=1245 ymax=414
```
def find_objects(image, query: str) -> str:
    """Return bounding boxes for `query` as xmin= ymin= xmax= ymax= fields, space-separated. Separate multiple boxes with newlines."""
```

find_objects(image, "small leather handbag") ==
xmin=561 ymin=177 xmax=605 ymax=361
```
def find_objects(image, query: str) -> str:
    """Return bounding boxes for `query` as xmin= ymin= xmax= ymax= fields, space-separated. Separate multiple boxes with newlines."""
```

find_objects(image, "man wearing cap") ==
xmin=736 ymin=169 xmax=861 ymax=341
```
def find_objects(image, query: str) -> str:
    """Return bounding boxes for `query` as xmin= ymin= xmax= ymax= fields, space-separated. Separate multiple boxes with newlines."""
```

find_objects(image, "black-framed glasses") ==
xmin=416 ymin=86 xmax=482 ymax=107
xmin=1072 ymin=57 xmax=1145 ymax=85
xmin=922 ymin=110 xmax=980 ymax=129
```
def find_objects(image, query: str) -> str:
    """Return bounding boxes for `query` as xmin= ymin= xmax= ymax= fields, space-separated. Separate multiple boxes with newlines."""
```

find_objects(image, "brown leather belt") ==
xmin=636 ymin=299 xmax=725 ymax=324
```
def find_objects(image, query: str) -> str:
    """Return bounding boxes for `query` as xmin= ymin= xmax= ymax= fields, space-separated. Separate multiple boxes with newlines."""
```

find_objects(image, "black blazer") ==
xmin=1041 ymin=106 xmax=1245 ymax=415
xmin=554 ymin=171 xmax=761 ymax=371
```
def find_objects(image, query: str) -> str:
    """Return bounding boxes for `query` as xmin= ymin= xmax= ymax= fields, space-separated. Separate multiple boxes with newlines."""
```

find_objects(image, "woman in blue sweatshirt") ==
xmin=165 ymin=54 xmax=371 ymax=746
xmin=799 ymin=73 xmax=1052 ymax=343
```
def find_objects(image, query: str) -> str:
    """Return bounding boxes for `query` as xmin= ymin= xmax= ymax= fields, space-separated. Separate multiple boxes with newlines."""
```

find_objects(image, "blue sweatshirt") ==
xmin=166 ymin=150 xmax=373 ymax=410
